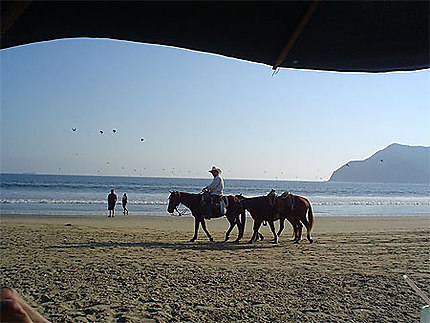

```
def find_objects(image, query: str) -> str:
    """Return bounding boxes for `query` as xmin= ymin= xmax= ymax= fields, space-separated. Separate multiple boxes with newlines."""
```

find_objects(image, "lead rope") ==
xmin=175 ymin=206 xmax=182 ymax=216
xmin=174 ymin=206 xmax=190 ymax=216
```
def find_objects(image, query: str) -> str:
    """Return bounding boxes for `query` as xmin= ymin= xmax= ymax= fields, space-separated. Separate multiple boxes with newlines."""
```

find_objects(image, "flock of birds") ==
xmin=69 ymin=128 xmax=329 ymax=180
xmin=72 ymin=127 xmax=145 ymax=142
xmin=69 ymin=127 xmax=147 ymax=176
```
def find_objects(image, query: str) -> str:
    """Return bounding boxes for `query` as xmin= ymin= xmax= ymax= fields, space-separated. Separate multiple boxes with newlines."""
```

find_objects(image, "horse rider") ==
xmin=202 ymin=166 xmax=224 ymax=219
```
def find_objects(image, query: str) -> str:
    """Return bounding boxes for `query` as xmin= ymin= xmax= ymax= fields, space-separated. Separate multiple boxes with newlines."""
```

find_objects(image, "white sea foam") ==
xmin=310 ymin=196 xmax=430 ymax=206
xmin=0 ymin=199 xmax=167 ymax=205
xmin=1 ymin=197 xmax=429 ymax=206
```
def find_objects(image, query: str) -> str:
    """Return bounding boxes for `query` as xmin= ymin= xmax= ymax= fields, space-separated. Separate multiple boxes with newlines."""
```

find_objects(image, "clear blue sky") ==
xmin=1 ymin=38 xmax=429 ymax=180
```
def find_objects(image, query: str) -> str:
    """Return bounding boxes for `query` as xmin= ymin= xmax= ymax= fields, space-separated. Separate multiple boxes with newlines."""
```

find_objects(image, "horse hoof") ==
xmin=293 ymin=240 xmax=299 ymax=244
xmin=247 ymin=240 xmax=254 ymax=244
xmin=309 ymin=239 xmax=314 ymax=244
xmin=209 ymin=237 xmax=214 ymax=242
xmin=233 ymin=239 xmax=240 ymax=243
xmin=189 ymin=238 xmax=196 ymax=242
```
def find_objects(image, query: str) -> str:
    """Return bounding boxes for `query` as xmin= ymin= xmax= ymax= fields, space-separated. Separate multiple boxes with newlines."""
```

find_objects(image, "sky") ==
xmin=1 ymin=38 xmax=429 ymax=181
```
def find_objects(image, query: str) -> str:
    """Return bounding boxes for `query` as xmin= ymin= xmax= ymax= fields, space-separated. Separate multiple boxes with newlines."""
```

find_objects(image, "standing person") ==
xmin=122 ymin=193 xmax=129 ymax=215
xmin=202 ymin=166 xmax=224 ymax=219
xmin=107 ymin=189 xmax=117 ymax=217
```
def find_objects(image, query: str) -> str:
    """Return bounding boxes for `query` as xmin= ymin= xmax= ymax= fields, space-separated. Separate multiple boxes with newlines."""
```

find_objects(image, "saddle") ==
xmin=201 ymin=193 xmax=229 ymax=217
xmin=280 ymin=191 xmax=295 ymax=210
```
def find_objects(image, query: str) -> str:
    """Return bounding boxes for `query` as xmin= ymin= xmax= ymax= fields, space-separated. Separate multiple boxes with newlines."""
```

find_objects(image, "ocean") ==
xmin=0 ymin=173 xmax=429 ymax=217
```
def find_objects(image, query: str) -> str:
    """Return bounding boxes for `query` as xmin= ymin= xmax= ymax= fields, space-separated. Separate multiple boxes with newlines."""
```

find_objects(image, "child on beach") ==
xmin=122 ymin=193 xmax=129 ymax=215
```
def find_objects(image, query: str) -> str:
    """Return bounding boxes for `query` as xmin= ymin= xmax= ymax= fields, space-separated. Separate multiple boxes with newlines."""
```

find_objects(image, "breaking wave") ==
xmin=0 ymin=199 xmax=167 ymax=205
xmin=1 ymin=197 xmax=428 ymax=206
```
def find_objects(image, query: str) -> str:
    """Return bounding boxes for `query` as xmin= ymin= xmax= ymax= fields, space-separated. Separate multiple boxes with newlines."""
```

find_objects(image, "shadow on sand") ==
xmin=45 ymin=240 xmax=281 ymax=251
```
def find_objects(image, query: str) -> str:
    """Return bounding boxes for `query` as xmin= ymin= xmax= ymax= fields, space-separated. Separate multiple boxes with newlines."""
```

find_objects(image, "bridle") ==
xmin=170 ymin=191 xmax=190 ymax=216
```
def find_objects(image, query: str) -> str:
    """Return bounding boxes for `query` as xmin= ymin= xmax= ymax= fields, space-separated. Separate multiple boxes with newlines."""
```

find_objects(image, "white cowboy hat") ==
xmin=208 ymin=166 xmax=222 ymax=174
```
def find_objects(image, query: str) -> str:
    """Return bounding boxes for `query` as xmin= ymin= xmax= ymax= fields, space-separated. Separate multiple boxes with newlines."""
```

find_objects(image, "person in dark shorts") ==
xmin=122 ymin=193 xmax=129 ymax=215
xmin=107 ymin=189 xmax=117 ymax=217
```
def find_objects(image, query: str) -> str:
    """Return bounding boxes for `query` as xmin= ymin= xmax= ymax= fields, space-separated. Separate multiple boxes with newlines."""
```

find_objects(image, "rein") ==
xmin=171 ymin=192 xmax=192 ymax=216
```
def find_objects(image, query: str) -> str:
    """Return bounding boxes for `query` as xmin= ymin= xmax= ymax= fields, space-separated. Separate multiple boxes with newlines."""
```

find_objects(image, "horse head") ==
xmin=167 ymin=191 xmax=181 ymax=214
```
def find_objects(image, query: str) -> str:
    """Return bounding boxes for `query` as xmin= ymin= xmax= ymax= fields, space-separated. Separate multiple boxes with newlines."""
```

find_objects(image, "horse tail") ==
xmin=307 ymin=200 xmax=314 ymax=232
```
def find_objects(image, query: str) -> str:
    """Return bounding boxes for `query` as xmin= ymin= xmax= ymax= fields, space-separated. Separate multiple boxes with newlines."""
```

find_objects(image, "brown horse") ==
xmin=167 ymin=191 xmax=246 ymax=242
xmin=275 ymin=192 xmax=314 ymax=243
xmin=235 ymin=190 xmax=279 ymax=243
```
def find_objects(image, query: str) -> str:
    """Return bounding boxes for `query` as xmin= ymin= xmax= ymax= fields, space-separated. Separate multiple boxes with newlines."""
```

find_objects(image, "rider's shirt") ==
xmin=204 ymin=175 xmax=224 ymax=195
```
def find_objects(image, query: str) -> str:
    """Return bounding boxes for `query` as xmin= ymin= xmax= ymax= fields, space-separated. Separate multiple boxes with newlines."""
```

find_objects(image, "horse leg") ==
xmin=189 ymin=217 xmax=199 ymax=242
xmin=268 ymin=221 xmax=278 ymax=244
xmin=294 ymin=222 xmax=303 ymax=243
xmin=234 ymin=221 xmax=243 ymax=243
xmin=300 ymin=216 xmax=313 ymax=244
xmin=224 ymin=218 xmax=236 ymax=242
xmin=291 ymin=219 xmax=299 ymax=242
xmin=200 ymin=219 xmax=214 ymax=242
xmin=235 ymin=211 xmax=246 ymax=243
xmin=248 ymin=219 xmax=263 ymax=243
xmin=277 ymin=218 xmax=285 ymax=237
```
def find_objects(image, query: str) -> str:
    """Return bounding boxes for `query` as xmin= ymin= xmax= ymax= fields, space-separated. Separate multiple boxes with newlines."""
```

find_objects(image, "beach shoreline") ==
xmin=1 ymin=215 xmax=429 ymax=322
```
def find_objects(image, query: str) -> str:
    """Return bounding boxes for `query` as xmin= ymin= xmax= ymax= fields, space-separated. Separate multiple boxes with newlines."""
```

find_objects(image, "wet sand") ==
xmin=1 ymin=215 xmax=429 ymax=322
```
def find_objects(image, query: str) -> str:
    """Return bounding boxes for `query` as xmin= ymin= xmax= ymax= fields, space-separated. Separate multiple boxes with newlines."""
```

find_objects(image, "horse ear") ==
xmin=169 ymin=190 xmax=173 ymax=194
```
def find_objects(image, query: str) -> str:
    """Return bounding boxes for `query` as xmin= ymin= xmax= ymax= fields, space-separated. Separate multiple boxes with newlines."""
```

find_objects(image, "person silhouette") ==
xmin=107 ymin=189 xmax=117 ymax=217
xmin=122 ymin=193 xmax=129 ymax=215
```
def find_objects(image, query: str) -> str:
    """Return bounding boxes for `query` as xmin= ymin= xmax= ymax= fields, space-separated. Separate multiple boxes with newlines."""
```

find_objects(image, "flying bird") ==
xmin=140 ymin=138 xmax=145 ymax=142
xmin=72 ymin=128 xmax=77 ymax=132
xmin=346 ymin=163 xmax=350 ymax=167
xmin=99 ymin=130 xmax=104 ymax=134
xmin=380 ymin=159 xmax=384 ymax=162
xmin=112 ymin=129 xmax=117 ymax=134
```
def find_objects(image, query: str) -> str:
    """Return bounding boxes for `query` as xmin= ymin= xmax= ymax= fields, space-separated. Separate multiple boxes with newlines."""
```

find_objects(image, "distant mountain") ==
xmin=329 ymin=143 xmax=430 ymax=184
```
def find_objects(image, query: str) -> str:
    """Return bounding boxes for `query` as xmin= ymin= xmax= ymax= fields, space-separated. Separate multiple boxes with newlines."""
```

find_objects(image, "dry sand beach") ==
xmin=1 ymin=215 xmax=429 ymax=322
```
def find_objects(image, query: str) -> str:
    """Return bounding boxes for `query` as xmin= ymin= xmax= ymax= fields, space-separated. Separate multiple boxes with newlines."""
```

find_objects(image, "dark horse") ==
xmin=167 ymin=191 xmax=246 ymax=242
xmin=235 ymin=190 xmax=279 ymax=243
xmin=275 ymin=192 xmax=314 ymax=243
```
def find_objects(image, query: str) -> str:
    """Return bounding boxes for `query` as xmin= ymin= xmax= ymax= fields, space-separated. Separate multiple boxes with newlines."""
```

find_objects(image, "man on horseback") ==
xmin=202 ymin=166 xmax=224 ymax=219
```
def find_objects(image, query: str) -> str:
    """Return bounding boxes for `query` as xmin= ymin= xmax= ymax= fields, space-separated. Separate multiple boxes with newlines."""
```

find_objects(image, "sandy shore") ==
xmin=1 ymin=215 xmax=429 ymax=322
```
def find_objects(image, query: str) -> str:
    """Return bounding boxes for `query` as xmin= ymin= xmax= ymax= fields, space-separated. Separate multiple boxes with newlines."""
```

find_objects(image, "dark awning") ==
xmin=1 ymin=1 xmax=429 ymax=72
